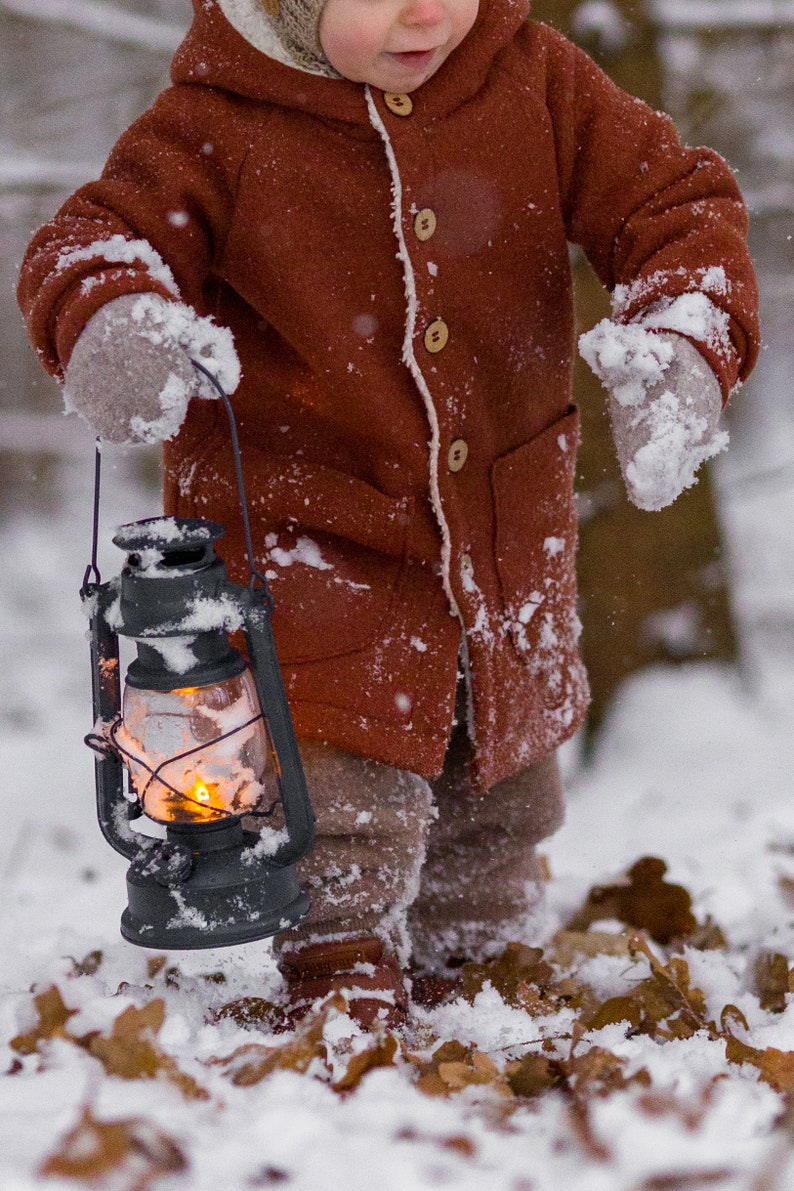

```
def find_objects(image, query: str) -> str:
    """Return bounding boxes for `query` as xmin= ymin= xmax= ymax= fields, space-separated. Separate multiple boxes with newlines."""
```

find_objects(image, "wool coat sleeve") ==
xmin=530 ymin=22 xmax=759 ymax=398
xmin=17 ymin=86 xmax=243 ymax=379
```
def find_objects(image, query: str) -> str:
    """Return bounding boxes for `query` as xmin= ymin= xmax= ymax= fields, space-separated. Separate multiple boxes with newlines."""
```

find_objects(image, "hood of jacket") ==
xmin=170 ymin=0 xmax=531 ymax=122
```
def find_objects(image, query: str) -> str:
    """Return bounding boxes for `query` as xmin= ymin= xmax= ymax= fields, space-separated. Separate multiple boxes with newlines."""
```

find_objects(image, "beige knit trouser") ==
xmin=273 ymin=720 xmax=565 ymax=972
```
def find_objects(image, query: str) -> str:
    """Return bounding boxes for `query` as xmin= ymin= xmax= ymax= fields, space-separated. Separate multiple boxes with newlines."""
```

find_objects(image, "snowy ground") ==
xmin=1 ymin=367 xmax=794 ymax=1191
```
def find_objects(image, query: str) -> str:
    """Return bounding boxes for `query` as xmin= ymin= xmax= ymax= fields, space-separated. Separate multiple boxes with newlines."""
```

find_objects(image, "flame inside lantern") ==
xmin=115 ymin=668 xmax=273 ymax=824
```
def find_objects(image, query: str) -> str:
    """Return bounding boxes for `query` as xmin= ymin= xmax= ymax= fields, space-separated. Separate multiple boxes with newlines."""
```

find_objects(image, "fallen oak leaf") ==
xmin=332 ymin=1031 xmax=399 ymax=1093
xmin=460 ymin=943 xmax=556 ymax=1008
xmin=66 ymin=950 xmax=103 ymax=977
xmin=10 ymin=986 xmax=77 ymax=1056
xmin=504 ymin=1052 xmax=563 ymax=1098
xmin=634 ymin=1171 xmax=734 ymax=1189
xmin=723 ymin=1032 xmax=794 ymax=1093
xmin=414 ymin=1040 xmax=512 ymax=1098
xmin=567 ymin=857 xmax=698 ymax=944
xmin=87 ymin=1001 xmax=166 ymax=1080
xmin=211 ymin=996 xmax=287 ymax=1031
xmin=565 ymin=1045 xmax=651 ymax=1097
xmin=567 ymin=1095 xmax=611 ymax=1163
xmin=754 ymin=952 xmax=791 ymax=1013
xmin=551 ymin=929 xmax=633 ymax=967
xmin=628 ymin=934 xmax=714 ymax=1037
xmin=210 ymin=993 xmax=346 ymax=1087
xmin=436 ymin=1050 xmax=513 ymax=1097
xmin=11 ymin=985 xmax=208 ymax=1101
xmin=39 ymin=1104 xmax=186 ymax=1186
xmin=86 ymin=1000 xmax=209 ymax=1101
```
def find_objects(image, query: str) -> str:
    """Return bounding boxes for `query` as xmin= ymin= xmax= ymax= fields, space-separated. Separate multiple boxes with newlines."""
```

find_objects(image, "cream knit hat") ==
xmin=262 ymin=0 xmax=339 ymax=76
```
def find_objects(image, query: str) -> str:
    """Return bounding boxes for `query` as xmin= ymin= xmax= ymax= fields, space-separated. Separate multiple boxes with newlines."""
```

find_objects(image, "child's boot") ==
xmin=277 ymin=934 xmax=408 ymax=1029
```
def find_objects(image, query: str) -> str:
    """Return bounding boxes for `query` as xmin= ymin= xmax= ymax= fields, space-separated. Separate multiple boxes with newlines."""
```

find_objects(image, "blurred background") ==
xmin=1 ymin=0 xmax=792 ymax=768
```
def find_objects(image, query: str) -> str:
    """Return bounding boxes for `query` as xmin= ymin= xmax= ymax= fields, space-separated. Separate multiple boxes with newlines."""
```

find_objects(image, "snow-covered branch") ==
xmin=0 ymin=0 xmax=185 ymax=51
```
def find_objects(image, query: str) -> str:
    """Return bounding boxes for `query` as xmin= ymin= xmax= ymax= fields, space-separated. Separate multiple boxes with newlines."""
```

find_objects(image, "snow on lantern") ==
xmin=82 ymin=511 xmax=314 ymax=950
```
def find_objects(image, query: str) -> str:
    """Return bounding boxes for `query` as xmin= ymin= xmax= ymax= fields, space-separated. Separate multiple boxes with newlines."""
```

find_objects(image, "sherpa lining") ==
xmin=216 ymin=0 xmax=327 ymax=74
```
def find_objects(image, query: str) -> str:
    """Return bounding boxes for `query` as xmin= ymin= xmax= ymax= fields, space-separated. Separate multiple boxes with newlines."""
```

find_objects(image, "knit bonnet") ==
xmin=261 ymin=0 xmax=339 ymax=76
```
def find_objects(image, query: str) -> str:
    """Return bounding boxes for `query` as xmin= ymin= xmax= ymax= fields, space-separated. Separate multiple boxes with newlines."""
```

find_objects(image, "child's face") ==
xmin=319 ymin=0 xmax=479 ymax=93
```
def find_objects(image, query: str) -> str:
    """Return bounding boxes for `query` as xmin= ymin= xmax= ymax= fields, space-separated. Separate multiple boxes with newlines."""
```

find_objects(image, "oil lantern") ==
xmin=82 ymin=515 xmax=314 ymax=949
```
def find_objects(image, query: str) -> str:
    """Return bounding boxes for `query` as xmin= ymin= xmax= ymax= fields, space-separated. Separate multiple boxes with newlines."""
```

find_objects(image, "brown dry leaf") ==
xmin=415 ymin=1040 xmax=512 ymax=1098
xmin=684 ymin=917 xmax=728 ymax=952
xmin=461 ymin=943 xmax=555 ymax=1004
xmin=634 ymin=1171 xmax=733 ymax=1189
xmin=146 ymin=956 xmax=168 ymax=980
xmin=566 ymin=1045 xmax=651 ymax=1097
xmin=628 ymin=935 xmax=713 ymax=1037
xmin=212 ymin=993 xmax=345 ymax=1087
xmin=586 ymin=995 xmax=644 ymax=1032
xmin=721 ymin=1003 xmax=750 ymax=1034
xmin=504 ymin=1052 xmax=563 ymax=1098
xmin=39 ymin=1104 xmax=186 ymax=1187
xmin=577 ymin=937 xmax=712 ymax=1039
xmin=212 ymin=997 xmax=287 ymax=1031
xmin=437 ymin=1050 xmax=512 ymax=1097
xmin=209 ymin=1041 xmax=278 ymax=1088
xmin=67 ymin=950 xmax=103 ymax=977
xmin=332 ymin=1032 xmax=399 ymax=1093
xmin=10 ymin=986 xmax=76 ymax=1055
xmin=567 ymin=1095 xmax=611 ymax=1163
xmin=551 ymin=929 xmax=633 ymax=968
xmin=567 ymin=857 xmax=698 ymax=944
xmin=441 ymin=1135 xmax=477 ymax=1157
xmin=460 ymin=942 xmax=565 ymax=1017
xmin=724 ymin=1033 xmax=794 ymax=1093
xmin=754 ymin=952 xmax=791 ymax=1013
xmin=85 ymin=1000 xmax=208 ymax=1101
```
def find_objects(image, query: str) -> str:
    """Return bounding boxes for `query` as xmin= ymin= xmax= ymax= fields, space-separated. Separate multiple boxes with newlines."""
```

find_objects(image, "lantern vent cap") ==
xmin=113 ymin=518 xmax=225 ymax=553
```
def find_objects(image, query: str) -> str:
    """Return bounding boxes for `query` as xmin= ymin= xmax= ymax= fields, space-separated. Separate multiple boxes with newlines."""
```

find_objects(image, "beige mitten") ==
xmin=63 ymin=293 xmax=240 ymax=444
xmin=579 ymin=323 xmax=726 ymax=511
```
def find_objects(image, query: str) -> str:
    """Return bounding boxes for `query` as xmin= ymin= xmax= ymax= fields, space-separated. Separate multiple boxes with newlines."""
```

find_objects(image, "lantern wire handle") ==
xmin=189 ymin=358 xmax=272 ymax=602
xmin=80 ymin=365 xmax=273 ymax=604
xmin=81 ymin=439 xmax=103 ymax=596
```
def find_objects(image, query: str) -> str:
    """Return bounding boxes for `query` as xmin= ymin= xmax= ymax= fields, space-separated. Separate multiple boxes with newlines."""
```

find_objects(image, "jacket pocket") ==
xmin=491 ymin=406 xmax=583 ymax=702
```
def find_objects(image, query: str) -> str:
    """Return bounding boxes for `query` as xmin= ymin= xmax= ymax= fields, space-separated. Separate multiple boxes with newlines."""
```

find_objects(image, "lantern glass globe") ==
xmin=116 ymin=667 xmax=273 ymax=824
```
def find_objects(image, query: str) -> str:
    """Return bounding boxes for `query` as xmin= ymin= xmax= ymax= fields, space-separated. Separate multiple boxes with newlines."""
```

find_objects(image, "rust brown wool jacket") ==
xmin=18 ymin=0 xmax=760 ymax=791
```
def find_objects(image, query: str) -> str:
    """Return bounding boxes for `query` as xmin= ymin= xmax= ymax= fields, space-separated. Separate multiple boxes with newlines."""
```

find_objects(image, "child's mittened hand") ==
xmin=63 ymin=293 xmax=241 ymax=444
xmin=579 ymin=323 xmax=727 ymax=512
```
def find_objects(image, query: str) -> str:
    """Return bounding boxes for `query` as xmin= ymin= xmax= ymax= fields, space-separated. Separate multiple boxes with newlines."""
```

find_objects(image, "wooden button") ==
xmin=383 ymin=92 xmax=413 ymax=116
xmin=448 ymin=439 xmax=469 ymax=473
xmin=423 ymin=318 xmax=449 ymax=353
xmin=413 ymin=208 xmax=437 ymax=242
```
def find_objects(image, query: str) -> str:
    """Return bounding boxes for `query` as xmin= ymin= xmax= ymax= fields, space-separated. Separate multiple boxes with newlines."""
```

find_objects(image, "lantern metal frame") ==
xmin=80 ymin=363 xmax=315 ymax=949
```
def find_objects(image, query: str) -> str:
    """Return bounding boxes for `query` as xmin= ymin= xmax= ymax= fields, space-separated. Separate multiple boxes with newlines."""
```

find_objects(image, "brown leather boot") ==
xmin=277 ymin=935 xmax=408 ymax=1030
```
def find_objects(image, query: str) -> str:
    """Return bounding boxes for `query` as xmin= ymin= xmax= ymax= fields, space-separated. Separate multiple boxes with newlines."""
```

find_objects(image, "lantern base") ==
xmin=120 ymin=819 xmax=311 ymax=950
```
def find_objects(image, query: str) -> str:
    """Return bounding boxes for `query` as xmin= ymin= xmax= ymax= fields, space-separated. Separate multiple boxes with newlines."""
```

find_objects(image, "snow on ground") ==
xmin=0 ymin=394 xmax=793 ymax=1191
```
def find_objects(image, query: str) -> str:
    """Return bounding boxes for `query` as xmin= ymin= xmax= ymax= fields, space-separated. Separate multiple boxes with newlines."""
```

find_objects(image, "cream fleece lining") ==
xmin=216 ymin=0 xmax=330 ymax=75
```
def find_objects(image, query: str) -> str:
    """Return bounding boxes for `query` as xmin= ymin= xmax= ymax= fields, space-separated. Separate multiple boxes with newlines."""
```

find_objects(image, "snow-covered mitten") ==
xmin=63 ymin=292 xmax=240 ymax=444
xmin=578 ymin=324 xmax=727 ymax=512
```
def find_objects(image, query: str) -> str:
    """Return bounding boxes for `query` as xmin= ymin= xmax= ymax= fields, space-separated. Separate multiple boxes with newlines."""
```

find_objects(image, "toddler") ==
xmin=18 ymin=0 xmax=759 ymax=1026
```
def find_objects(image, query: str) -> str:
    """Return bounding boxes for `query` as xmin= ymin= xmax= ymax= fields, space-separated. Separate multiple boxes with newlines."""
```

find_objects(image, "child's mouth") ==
xmin=388 ymin=49 xmax=438 ymax=71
